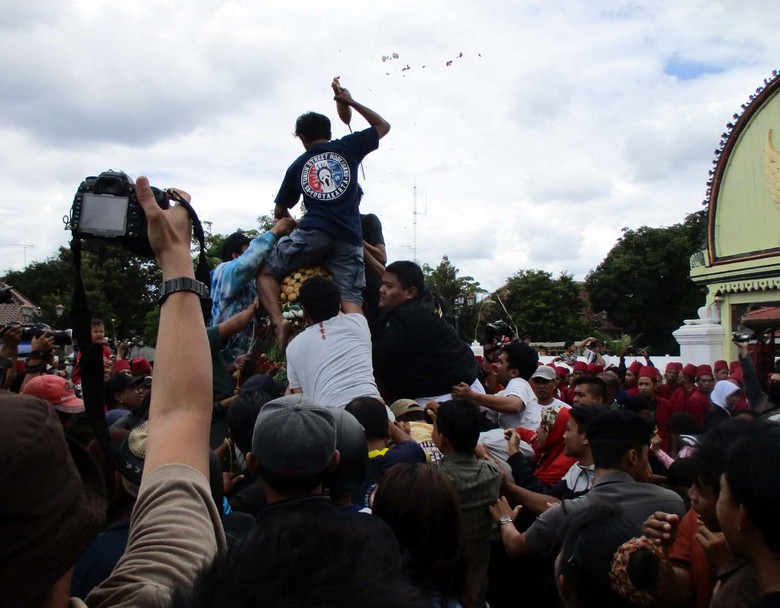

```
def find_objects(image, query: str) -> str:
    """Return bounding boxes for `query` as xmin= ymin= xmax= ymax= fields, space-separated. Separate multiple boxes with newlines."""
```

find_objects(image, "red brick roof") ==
xmin=0 ymin=281 xmax=39 ymax=326
xmin=743 ymin=306 xmax=780 ymax=325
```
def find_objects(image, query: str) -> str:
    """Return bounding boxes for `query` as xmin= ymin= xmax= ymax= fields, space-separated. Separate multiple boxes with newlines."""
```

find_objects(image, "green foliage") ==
xmin=501 ymin=269 xmax=589 ymax=341
xmin=422 ymin=255 xmax=485 ymax=341
xmin=585 ymin=211 xmax=706 ymax=355
xmin=142 ymin=308 xmax=160 ymax=347
xmin=2 ymin=243 xmax=163 ymax=341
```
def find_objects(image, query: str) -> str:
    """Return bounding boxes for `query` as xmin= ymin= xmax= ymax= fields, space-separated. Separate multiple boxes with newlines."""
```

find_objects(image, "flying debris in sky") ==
xmin=380 ymin=51 xmax=481 ymax=73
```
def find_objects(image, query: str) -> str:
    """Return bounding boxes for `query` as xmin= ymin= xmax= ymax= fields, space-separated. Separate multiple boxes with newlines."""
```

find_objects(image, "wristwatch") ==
xmin=498 ymin=515 xmax=513 ymax=527
xmin=158 ymin=277 xmax=209 ymax=306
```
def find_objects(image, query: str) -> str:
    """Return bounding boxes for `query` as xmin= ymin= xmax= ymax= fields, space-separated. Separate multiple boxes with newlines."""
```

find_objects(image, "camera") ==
xmin=732 ymin=332 xmax=752 ymax=343
xmin=485 ymin=320 xmax=515 ymax=344
xmin=21 ymin=322 xmax=73 ymax=346
xmin=67 ymin=170 xmax=170 ymax=255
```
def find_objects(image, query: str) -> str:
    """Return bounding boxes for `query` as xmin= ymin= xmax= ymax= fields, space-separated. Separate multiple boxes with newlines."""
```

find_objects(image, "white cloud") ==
xmin=1 ymin=0 xmax=778 ymax=297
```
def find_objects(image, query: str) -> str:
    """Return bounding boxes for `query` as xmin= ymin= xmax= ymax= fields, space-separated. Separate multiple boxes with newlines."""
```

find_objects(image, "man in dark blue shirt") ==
xmin=258 ymin=88 xmax=390 ymax=350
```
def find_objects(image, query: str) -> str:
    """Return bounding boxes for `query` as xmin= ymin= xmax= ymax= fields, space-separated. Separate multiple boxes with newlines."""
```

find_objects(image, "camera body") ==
xmin=485 ymin=320 xmax=515 ymax=344
xmin=20 ymin=322 xmax=73 ymax=346
xmin=68 ymin=171 xmax=169 ymax=255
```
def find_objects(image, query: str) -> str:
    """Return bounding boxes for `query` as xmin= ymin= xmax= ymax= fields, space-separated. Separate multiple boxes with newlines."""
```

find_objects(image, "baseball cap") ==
xmin=531 ymin=366 xmax=556 ymax=382
xmin=251 ymin=394 xmax=337 ymax=477
xmin=104 ymin=373 xmax=144 ymax=408
xmin=21 ymin=375 xmax=84 ymax=414
xmin=240 ymin=373 xmax=284 ymax=399
xmin=390 ymin=398 xmax=424 ymax=419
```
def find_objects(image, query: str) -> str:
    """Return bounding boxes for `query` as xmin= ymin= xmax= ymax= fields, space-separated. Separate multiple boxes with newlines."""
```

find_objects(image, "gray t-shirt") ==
xmin=524 ymin=470 xmax=686 ymax=557
xmin=286 ymin=313 xmax=381 ymax=407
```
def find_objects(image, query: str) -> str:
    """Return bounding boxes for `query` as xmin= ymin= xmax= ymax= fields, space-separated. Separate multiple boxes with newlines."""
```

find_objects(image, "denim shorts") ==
xmin=264 ymin=228 xmax=365 ymax=304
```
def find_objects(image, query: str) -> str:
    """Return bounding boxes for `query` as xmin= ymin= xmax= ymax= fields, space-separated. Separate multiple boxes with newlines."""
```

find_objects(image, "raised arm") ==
xmin=334 ymin=89 xmax=391 ymax=139
xmin=138 ymin=179 xmax=213 ymax=477
xmin=736 ymin=341 xmax=769 ymax=412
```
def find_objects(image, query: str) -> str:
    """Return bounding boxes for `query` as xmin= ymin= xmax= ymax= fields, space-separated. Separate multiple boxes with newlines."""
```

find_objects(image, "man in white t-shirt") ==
xmin=530 ymin=365 xmax=570 ymax=410
xmin=286 ymin=276 xmax=382 ymax=407
xmin=452 ymin=341 xmax=541 ymax=430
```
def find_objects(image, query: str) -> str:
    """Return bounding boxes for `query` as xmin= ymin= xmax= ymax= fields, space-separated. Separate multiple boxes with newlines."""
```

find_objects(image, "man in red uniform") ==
xmin=625 ymin=360 xmax=642 ymax=395
xmin=657 ymin=361 xmax=682 ymax=400
xmin=637 ymin=366 xmax=675 ymax=448
xmin=713 ymin=359 xmax=729 ymax=381
xmin=682 ymin=364 xmax=714 ymax=427
xmin=670 ymin=363 xmax=698 ymax=419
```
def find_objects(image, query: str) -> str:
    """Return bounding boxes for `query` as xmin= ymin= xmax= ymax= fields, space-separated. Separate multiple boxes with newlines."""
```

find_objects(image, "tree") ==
xmin=585 ymin=211 xmax=706 ymax=355
xmin=422 ymin=255 xmax=485 ymax=341
xmin=500 ymin=270 xmax=589 ymax=342
xmin=2 ymin=243 xmax=162 ymax=344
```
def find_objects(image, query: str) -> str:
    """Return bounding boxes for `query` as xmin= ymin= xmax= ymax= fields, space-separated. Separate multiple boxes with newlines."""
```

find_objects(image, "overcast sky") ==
xmin=1 ymin=0 xmax=778 ymax=292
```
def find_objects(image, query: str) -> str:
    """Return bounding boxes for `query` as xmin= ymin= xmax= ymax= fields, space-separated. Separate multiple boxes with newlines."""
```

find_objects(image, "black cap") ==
xmin=585 ymin=409 xmax=653 ymax=445
xmin=221 ymin=232 xmax=252 ymax=262
xmin=240 ymin=373 xmax=284 ymax=399
xmin=104 ymin=373 xmax=143 ymax=407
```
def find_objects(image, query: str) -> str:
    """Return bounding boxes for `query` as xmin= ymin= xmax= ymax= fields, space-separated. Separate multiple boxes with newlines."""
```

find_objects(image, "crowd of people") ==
xmin=2 ymin=89 xmax=780 ymax=608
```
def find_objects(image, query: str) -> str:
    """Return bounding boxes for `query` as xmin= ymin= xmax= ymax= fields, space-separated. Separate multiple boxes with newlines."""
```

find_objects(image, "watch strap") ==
xmin=158 ymin=277 xmax=209 ymax=306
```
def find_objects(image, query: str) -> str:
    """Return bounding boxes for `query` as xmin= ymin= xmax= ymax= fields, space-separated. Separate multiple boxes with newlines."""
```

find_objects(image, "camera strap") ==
xmin=72 ymin=194 xmax=210 ymax=484
xmin=170 ymin=191 xmax=212 ymax=320
xmin=71 ymin=237 xmax=143 ymax=483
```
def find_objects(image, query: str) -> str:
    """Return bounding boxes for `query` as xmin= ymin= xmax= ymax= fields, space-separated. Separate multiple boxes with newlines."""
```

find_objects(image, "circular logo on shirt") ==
xmin=301 ymin=152 xmax=351 ymax=200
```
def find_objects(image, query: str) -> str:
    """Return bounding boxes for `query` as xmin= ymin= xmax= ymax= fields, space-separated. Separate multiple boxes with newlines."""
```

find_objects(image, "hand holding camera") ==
xmin=30 ymin=331 xmax=55 ymax=356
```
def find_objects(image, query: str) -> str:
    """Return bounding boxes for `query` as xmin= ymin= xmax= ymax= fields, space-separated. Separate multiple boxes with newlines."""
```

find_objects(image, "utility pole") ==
xmin=9 ymin=243 xmax=35 ymax=267
xmin=411 ymin=181 xmax=427 ymax=263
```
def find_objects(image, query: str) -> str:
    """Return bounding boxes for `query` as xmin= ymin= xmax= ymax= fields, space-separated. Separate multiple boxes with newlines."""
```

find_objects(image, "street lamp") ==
xmin=454 ymin=295 xmax=466 ymax=338
xmin=20 ymin=304 xmax=34 ymax=324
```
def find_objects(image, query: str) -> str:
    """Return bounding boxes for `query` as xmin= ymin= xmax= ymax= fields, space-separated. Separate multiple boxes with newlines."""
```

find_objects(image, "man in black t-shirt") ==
xmin=360 ymin=190 xmax=386 ymax=323
xmin=257 ymin=89 xmax=390 ymax=351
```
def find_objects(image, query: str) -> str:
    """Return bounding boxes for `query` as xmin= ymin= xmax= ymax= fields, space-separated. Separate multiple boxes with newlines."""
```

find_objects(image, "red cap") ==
xmin=592 ymin=364 xmax=604 ymax=374
xmin=696 ymin=364 xmax=713 ymax=378
xmin=113 ymin=359 xmax=131 ymax=374
xmin=714 ymin=360 xmax=728 ymax=372
xmin=682 ymin=363 xmax=697 ymax=378
xmin=131 ymin=357 xmax=152 ymax=377
xmin=628 ymin=361 xmax=643 ymax=375
xmin=573 ymin=361 xmax=589 ymax=373
xmin=21 ymin=375 xmax=84 ymax=414
xmin=639 ymin=365 xmax=659 ymax=379
xmin=729 ymin=361 xmax=740 ymax=374
xmin=729 ymin=367 xmax=744 ymax=385
xmin=554 ymin=366 xmax=568 ymax=378
xmin=665 ymin=362 xmax=683 ymax=372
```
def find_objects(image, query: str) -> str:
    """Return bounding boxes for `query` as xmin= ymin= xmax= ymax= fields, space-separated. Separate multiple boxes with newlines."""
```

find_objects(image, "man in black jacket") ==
xmin=371 ymin=260 xmax=478 ymax=403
